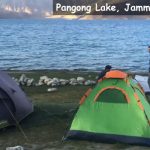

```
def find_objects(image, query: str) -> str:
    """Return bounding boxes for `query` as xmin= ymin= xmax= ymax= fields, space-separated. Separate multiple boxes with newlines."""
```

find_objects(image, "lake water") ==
xmin=0 ymin=19 xmax=150 ymax=71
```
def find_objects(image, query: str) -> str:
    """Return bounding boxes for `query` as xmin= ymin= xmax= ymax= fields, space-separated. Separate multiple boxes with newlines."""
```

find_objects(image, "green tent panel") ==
xmin=67 ymin=70 xmax=150 ymax=146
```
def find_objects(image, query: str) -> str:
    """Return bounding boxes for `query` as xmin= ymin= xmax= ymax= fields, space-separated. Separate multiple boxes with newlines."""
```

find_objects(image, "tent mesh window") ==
xmin=97 ymin=89 xmax=127 ymax=103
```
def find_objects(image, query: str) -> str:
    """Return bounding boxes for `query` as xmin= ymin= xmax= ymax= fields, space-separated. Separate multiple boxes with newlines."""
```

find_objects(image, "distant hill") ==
xmin=0 ymin=0 xmax=52 ymax=18
xmin=55 ymin=0 xmax=150 ymax=15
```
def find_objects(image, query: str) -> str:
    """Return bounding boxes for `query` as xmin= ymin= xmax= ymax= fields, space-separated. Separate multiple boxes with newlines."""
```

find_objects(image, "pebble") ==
xmin=6 ymin=146 xmax=24 ymax=150
xmin=47 ymin=88 xmax=58 ymax=92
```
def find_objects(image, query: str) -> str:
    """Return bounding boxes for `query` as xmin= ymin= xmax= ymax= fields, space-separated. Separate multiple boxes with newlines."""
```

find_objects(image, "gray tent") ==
xmin=0 ymin=71 xmax=33 ymax=128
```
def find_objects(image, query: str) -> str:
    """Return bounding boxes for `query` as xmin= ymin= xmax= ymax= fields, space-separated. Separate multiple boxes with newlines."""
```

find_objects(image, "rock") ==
xmin=37 ymin=81 xmax=44 ymax=86
xmin=70 ymin=78 xmax=77 ymax=82
xmin=26 ymin=78 xmax=34 ymax=86
xmin=51 ymin=78 xmax=60 ymax=87
xmin=77 ymin=77 xmax=85 ymax=83
xmin=35 ymin=83 xmax=41 ymax=86
xmin=70 ymin=82 xmax=78 ymax=86
xmin=70 ymin=78 xmax=78 ymax=85
xmin=44 ymin=78 xmax=60 ymax=86
xmin=51 ymin=83 xmax=59 ymax=87
xmin=38 ymin=79 xmax=44 ymax=83
xmin=6 ymin=146 xmax=24 ymax=150
xmin=40 ymin=76 xmax=48 ymax=80
xmin=19 ymin=74 xmax=26 ymax=83
xmin=84 ymin=80 xmax=91 ymax=86
xmin=95 ymin=76 xmax=99 ymax=80
xmin=90 ymin=80 xmax=96 ymax=85
xmin=19 ymin=74 xmax=27 ymax=85
xmin=47 ymin=88 xmax=58 ymax=92
xmin=39 ymin=76 xmax=52 ymax=85
xmin=23 ymin=77 xmax=30 ymax=83
xmin=53 ymin=78 xmax=60 ymax=83
xmin=44 ymin=78 xmax=52 ymax=84
xmin=60 ymin=79 xmax=69 ymax=86
xmin=84 ymin=80 xmax=96 ymax=86
xmin=47 ymin=80 xmax=53 ymax=86
xmin=18 ymin=74 xmax=35 ymax=86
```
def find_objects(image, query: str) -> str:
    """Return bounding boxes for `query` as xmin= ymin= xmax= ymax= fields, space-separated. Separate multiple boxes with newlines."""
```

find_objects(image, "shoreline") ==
xmin=5 ymin=69 xmax=150 ymax=76
xmin=1 ymin=15 xmax=150 ymax=20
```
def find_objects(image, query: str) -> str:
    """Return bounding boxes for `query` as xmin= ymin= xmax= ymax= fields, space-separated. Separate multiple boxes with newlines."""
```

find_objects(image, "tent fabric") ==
xmin=67 ymin=70 xmax=150 ymax=146
xmin=0 ymin=71 xmax=33 ymax=127
xmin=135 ymin=75 xmax=150 ymax=93
xmin=67 ymin=131 xmax=150 ymax=146
xmin=105 ymin=70 xmax=127 ymax=79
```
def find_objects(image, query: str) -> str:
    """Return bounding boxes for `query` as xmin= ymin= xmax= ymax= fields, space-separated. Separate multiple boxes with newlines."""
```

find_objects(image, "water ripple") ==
xmin=0 ymin=19 xmax=149 ymax=71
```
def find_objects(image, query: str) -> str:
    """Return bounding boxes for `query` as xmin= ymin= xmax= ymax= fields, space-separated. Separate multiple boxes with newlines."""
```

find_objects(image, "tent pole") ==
xmin=1 ymin=99 xmax=28 ymax=141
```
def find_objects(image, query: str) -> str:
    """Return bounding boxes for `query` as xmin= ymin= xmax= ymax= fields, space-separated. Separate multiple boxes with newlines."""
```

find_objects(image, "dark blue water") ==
xmin=0 ymin=19 xmax=150 ymax=71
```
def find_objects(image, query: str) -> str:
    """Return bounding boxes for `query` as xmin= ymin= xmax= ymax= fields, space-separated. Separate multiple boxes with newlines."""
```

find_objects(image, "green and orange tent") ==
xmin=67 ymin=70 xmax=150 ymax=146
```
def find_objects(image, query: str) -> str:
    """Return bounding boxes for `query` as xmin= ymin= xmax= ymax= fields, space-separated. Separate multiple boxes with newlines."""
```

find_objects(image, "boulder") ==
xmin=51 ymin=78 xmax=60 ymax=86
xmin=40 ymin=76 xmax=49 ymax=82
xmin=53 ymin=78 xmax=60 ymax=83
xmin=26 ymin=78 xmax=34 ymax=86
xmin=19 ymin=74 xmax=27 ymax=85
xmin=19 ymin=74 xmax=26 ymax=83
xmin=44 ymin=78 xmax=52 ymax=84
xmin=60 ymin=79 xmax=69 ymax=86
xmin=77 ymin=77 xmax=85 ymax=83
xmin=47 ymin=80 xmax=53 ymax=86
xmin=70 ymin=78 xmax=78 ymax=86
xmin=37 ymin=81 xmax=44 ymax=86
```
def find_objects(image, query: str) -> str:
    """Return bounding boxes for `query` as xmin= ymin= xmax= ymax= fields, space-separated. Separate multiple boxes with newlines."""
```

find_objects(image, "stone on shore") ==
xmin=77 ymin=77 xmax=85 ymax=83
xmin=12 ymin=74 xmax=97 ymax=88
xmin=70 ymin=78 xmax=78 ymax=86
xmin=84 ymin=80 xmax=96 ymax=86
xmin=6 ymin=145 xmax=24 ymax=150
xmin=18 ymin=74 xmax=34 ymax=86
xmin=60 ymin=79 xmax=69 ymax=86
xmin=47 ymin=88 xmax=58 ymax=92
